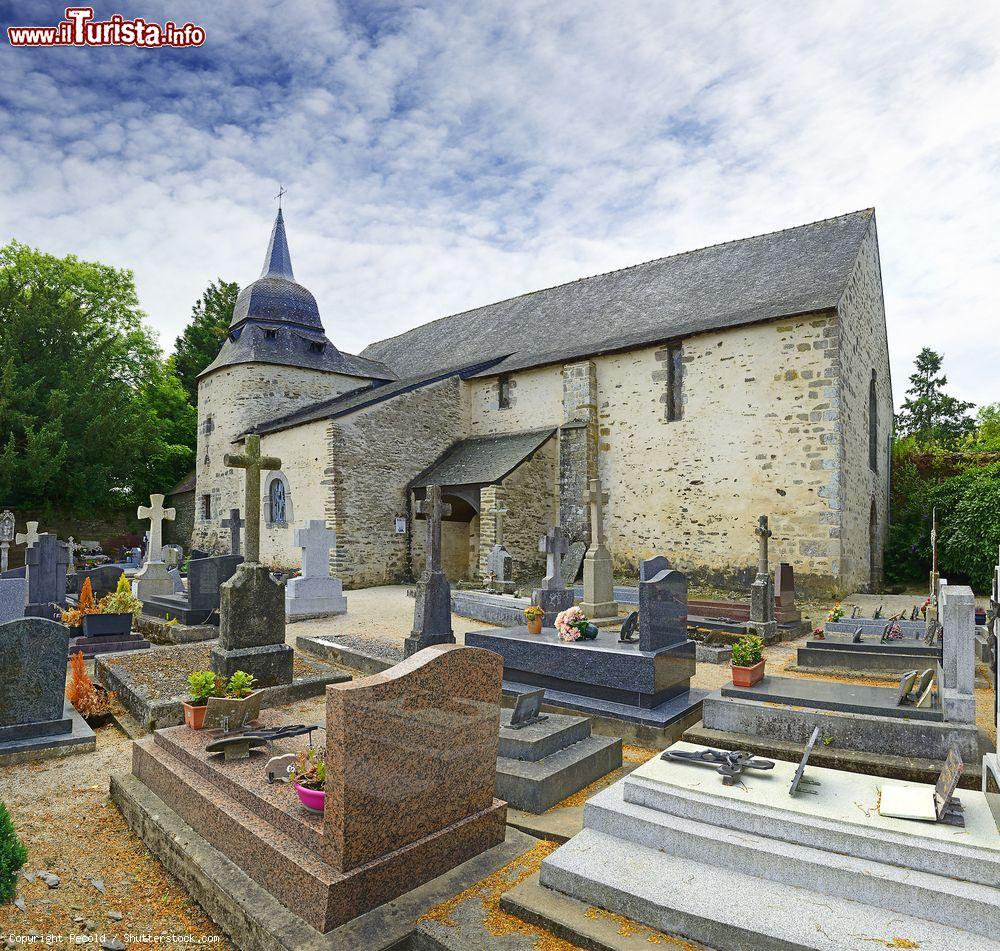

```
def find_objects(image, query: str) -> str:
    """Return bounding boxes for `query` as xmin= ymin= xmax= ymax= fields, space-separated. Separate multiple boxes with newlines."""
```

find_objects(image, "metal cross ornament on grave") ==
xmin=225 ymin=434 xmax=281 ymax=564
xmin=538 ymin=526 xmax=569 ymax=590
xmin=222 ymin=508 xmax=245 ymax=556
xmin=15 ymin=520 xmax=39 ymax=550
xmin=755 ymin=515 xmax=773 ymax=579
xmin=582 ymin=478 xmax=609 ymax=552
xmin=137 ymin=494 xmax=176 ymax=563
xmin=416 ymin=485 xmax=452 ymax=574
xmin=296 ymin=520 xmax=336 ymax=580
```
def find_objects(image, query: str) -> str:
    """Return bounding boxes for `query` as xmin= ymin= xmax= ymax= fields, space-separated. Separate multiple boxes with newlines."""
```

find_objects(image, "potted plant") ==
xmin=292 ymin=747 xmax=326 ymax=812
xmin=555 ymin=605 xmax=598 ymax=642
xmin=731 ymin=634 xmax=765 ymax=687
xmin=524 ymin=605 xmax=545 ymax=635
xmin=183 ymin=670 xmax=224 ymax=730
xmin=66 ymin=650 xmax=115 ymax=726
xmin=85 ymin=573 xmax=140 ymax=638
xmin=60 ymin=577 xmax=102 ymax=630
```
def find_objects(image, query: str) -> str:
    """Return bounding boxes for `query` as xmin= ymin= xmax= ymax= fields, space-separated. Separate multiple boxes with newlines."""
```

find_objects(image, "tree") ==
xmin=173 ymin=279 xmax=239 ymax=403
xmin=895 ymin=348 xmax=974 ymax=448
xmin=970 ymin=403 xmax=1000 ymax=451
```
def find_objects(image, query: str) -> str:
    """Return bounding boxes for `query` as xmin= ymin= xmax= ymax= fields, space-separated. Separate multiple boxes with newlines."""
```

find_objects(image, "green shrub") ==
xmin=0 ymin=800 xmax=27 ymax=904
xmin=186 ymin=671 xmax=223 ymax=706
xmin=225 ymin=671 xmax=257 ymax=699
xmin=732 ymin=634 xmax=764 ymax=667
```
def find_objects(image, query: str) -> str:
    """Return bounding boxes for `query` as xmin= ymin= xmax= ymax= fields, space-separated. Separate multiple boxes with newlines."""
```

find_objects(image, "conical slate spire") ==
xmin=260 ymin=208 xmax=295 ymax=280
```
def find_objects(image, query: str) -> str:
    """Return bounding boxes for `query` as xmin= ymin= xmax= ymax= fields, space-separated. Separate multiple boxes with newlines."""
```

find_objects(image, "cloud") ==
xmin=0 ymin=0 xmax=998 ymax=408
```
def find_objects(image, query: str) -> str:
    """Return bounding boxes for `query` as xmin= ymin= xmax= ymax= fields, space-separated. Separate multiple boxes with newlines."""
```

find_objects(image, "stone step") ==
xmin=68 ymin=636 xmax=151 ymax=658
xmin=621 ymin=770 xmax=1000 ymax=888
xmin=496 ymin=735 xmax=622 ymax=814
xmin=582 ymin=783 xmax=1000 ymax=937
xmin=497 ymin=712 xmax=592 ymax=762
xmin=538 ymin=828 xmax=1000 ymax=951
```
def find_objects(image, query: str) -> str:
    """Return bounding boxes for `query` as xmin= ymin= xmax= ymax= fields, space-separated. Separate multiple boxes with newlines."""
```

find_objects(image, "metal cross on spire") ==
xmin=274 ymin=185 xmax=287 ymax=209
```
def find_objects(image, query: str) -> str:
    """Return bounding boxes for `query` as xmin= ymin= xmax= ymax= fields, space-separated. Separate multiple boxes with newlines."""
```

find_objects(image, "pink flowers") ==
xmin=555 ymin=606 xmax=588 ymax=641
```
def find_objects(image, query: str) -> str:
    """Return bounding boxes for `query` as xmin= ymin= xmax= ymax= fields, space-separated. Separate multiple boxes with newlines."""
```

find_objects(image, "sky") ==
xmin=1 ymin=1 xmax=998 ymax=410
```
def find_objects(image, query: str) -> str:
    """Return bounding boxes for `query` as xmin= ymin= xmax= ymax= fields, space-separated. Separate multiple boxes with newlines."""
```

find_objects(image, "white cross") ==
xmin=137 ymin=494 xmax=176 ymax=563
xmin=294 ymin=520 xmax=336 ymax=579
xmin=15 ymin=520 xmax=39 ymax=548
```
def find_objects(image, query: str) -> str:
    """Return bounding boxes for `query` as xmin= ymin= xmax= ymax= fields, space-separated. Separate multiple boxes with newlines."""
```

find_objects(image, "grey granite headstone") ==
xmin=404 ymin=485 xmax=455 ymax=658
xmin=162 ymin=545 xmax=183 ymax=568
xmin=0 ymin=617 xmax=70 ymax=737
xmin=168 ymin=568 xmax=185 ymax=594
xmin=775 ymin=562 xmax=795 ymax=607
xmin=25 ymin=533 xmax=68 ymax=609
xmin=0 ymin=566 xmax=25 ymax=580
xmin=77 ymin=565 xmax=124 ymax=599
xmin=0 ymin=579 xmax=27 ymax=622
xmin=638 ymin=562 xmax=688 ymax=652
xmin=561 ymin=542 xmax=586 ymax=586
xmin=533 ymin=527 xmax=575 ymax=623
xmin=639 ymin=556 xmax=670 ymax=582
xmin=188 ymin=555 xmax=244 ymax=611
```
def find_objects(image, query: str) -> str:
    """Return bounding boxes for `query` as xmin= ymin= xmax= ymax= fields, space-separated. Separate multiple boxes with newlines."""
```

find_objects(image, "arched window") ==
xmin=264 ymin=472 xmax=293 ymax=527
xmin=868 ymin=370 xmax=878 ymax=472
xmin=270 ymin=479 xmax=286 ymax=525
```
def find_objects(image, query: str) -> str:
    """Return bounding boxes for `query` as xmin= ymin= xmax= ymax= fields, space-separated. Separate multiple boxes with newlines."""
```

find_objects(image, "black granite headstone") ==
xmin=638 ymin=562 xmax=687 ymax=652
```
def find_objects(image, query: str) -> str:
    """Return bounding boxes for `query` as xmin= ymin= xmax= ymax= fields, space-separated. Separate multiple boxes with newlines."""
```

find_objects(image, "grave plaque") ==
xmin=507 ymin=689 xmax=548 ymax=730
xmin=788 ymin=726 xmax=821 ymax=796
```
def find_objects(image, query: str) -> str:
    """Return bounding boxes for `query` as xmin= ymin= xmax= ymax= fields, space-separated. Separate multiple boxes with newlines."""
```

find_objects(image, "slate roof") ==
xmin=411 ymin=429 xmax=556 ymax=489
xmin=169 ymin=470 xmax=196 ymax=495
xmin=361 ymin=209 xmax=875 ymax=378
xmin=201 ymin=209 xmax=396 ymax=382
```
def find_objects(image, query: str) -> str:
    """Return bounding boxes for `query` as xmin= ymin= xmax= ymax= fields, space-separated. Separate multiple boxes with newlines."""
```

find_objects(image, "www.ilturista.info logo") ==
xmin=7 ymin=7 xmax=206 ymax=48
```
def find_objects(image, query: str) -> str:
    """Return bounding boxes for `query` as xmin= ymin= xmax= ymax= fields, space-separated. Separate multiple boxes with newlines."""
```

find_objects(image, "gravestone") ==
xmin=122 ymin=547 xmax=143 ymax=570
xmin=285 ymin=520 xmax=347 ymax=619
xmin=404 ymin=485 xmax=455 ymax=658
xmin=0 ymin=578 xmax=27 ymax=622
xmin=774 ymin=562 xmax=795 ymax=608
xmin=211 ymin=435 xmax=291 ymax=687
xmin=222 ymin=509 xmax=244 ymax=557
xmin=0 ymin=510 xmax=14 ymax=573
xmin=940 ymin=584 xmax=976 ymax=724
xmin=133 ymin=494 xmax=176 ymax=600
xmin=25 ymin=533 xmax=69 ymax=616
xmin=0 ymin=617 xmax=95 ymax=764
xmin=637 ymin=559 xmax=688 ymax=652
xmin=168 ymin=568 xmax=185 ymax=594
xmin=485 ymin=503 xmax=514 ymax=594
xmin=141 ymin=554 xmax=243 ymax=625
xmin=561 ymin=542 xmax=586 ymax=587
xmin=747 ymin=515 xmax=777 ymax=642
xmin=579 ymin=478 xmax=617 ymax=620
xmin=76 ymin=564 xmax=124 ymax=599
xmin=532 ymin=526 xmax=574 ymax=624
xmin=162 ymin=544 xmax=183 ymax=569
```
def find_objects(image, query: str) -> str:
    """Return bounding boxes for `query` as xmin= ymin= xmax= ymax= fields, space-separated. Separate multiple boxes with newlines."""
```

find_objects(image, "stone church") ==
xmin=191 ymin=207 xmax=892 ymax=596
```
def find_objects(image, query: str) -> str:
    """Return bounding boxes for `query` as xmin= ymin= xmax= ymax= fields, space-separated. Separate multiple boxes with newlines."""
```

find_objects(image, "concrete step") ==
xmin=539 ymin=828 xmax=1000 ymax=951
xmin=582 ymin=783 xmax=1000 ymax=937
xmin=496 ymin=735 xmax=622 ymax=813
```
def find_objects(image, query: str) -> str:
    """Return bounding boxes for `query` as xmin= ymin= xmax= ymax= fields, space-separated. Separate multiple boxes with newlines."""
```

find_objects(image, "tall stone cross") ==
xmin=416 ymin=485 xmax=452 ymax=575
xmin=755 ymin=515 xmax=773 ymax=578
xmin=583 ymin=478 xmax=609 ymax=552
xmin=137 ymin=494 xmax=176 ymax=563
xmin=15 ymin=520 xmax=39 ymax=550
xmin=494 ymin=503 xmax=509 ymax=548
xmin=539 ymin=526 xmax=569 ymax=590
xmin=225 ymin=434 xmax=281 ymax=564
xmin=222 ymin=508 xmax=245 ymax=556
xmin=296 ymin=520 xmax=336 ymax=579
xmin=0 ymin=510 xmax=14 ymax=573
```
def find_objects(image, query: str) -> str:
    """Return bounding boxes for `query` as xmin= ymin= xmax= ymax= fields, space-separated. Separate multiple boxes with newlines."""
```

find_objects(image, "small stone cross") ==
xmin=222 ymin=508 xmax=245 ymax=556
xmin=539 ymin=526 xmax=569 ymax=591
xmin=295 ymin=520 xmax=336 ymax=579
xmin=137 ymin=494 xmax=176 ymax=563
xmin=15 ymin=520 xmax=39 ymax=549
xmin=0 ymin=510 xmax=14 ymax=544
xmin=494 ymin=503 xmax=509 ymax=548
xmin=755 ymin=515 xmax=772 ymax=578
xmin=583 ymin=478 xmax=609 ymax=550
xmin=225 ymin=434 xmax=281 ymax=564
xmin=416 ymin=485 xmax=452 ymax=575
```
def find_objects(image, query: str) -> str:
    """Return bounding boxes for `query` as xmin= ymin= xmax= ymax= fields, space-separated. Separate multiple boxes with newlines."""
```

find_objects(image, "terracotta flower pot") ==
xmin=294 ymin=782 xmax=326 ymax=813
xmin=731 ymin=660 xmax=766 ymax=687
xmin=182 ymin=701 xmax=208 ymax=730
xmin=526 ymin=616 xmax=543 ymax=635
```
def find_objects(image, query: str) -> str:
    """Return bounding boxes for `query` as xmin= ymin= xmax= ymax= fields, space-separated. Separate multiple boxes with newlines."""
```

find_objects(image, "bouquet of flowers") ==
xmin=555 ymin=606 xmax=597 ymax=642
xmin=826 ymin=604 xmax=845 ymax=623
xmin=883 ymin=621 xmax=903 ymax=640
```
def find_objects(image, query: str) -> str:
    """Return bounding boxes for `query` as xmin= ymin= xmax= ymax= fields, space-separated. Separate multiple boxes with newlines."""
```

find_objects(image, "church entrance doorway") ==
xmin=441 ymin=493 xmax=478 ymax=581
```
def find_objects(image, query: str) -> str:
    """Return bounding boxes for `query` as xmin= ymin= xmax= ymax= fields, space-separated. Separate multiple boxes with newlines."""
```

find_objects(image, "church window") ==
xmin=270 ymin=479 xmax=286 ymax=525
xmin=202 ymin=415 xmax=214 ymax=436
xmin=201 ymin=494 xmax=212 ymax=520
xmin=264 ymin=473 xmax=293 ymax=527
xmin=498 ymin=375 xmax=511 ymax=410
xmin=309 ymin=341 xmax=326 ymax=354
xmin=264 ymin=328 xmax=277 ymax=340
xmin=868 ymin=370 xmax=878 ymax=472
xmin=665 ymin=343 xmax=683 ymax=421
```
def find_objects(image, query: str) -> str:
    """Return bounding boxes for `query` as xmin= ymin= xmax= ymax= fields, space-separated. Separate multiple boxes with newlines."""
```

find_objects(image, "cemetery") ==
xmin=3 ymin=12 xmax=1000 ymax=949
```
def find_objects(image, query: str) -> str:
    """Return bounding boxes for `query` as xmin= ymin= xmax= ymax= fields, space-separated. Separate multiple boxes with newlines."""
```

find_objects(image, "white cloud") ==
xmin=1 ymin=0 xmax=998 ymax=407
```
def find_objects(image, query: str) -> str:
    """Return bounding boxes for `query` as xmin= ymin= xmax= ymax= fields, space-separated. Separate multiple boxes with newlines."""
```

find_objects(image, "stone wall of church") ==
xmin=192 ymin=362 xmax=360 ymax=554
xmin=833 ymin=221 xmax=892 ymax=592
xmin=329 ymin=376 xmax=466 ymax=587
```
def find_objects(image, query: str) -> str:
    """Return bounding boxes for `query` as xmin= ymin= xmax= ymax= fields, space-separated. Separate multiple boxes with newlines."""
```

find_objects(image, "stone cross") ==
xmin=15 ymin=521 xmax=39 ymax=550
xmin=494 ymin=504 xmax=508 ymax=548
xmin=755 ymin=515 xmax=772 ymax=578
xmin=0 ymin=510 xmax=13 ymax=574
xmin=583 ymin=478 xmax=609 ymax=550
xmin=224 ymin=435 xmax=281 ymax=564
xmin=222 ymin=508 xmax=245 ymax=556
xmin=538 ymin=526 xmax=569 ymax=591
xmin=137 ymin=494 xmax=176 ymax=563
xmin=295 ymin=520 xmax=336 ymax=579
xmin=416 ymin=485 xmax=452 ymax=575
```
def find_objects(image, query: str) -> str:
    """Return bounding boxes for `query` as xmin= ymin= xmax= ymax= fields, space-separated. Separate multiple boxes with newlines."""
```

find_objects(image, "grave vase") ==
xmin=526 ymin=615 xmax=543 ymax=635
xmin=182 ymin=701 xmax=209 ymax=730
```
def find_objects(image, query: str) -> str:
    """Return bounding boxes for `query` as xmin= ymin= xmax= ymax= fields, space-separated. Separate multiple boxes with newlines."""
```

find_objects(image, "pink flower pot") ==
xmin=294 ymin=782 xmax=326 ymax=813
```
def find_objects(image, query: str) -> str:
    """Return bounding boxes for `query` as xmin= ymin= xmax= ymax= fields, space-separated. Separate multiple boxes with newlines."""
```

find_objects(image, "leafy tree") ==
xmin=0 ymin=240 xmax=193 ymax=510
xmin=896 ymin=348 xmax=975 ymax=447
xmin=173 ymin=279 xmax=238 ymax=403
xmin=970 ymin=403 xmax=1000 ymax=451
